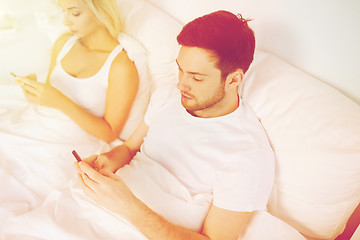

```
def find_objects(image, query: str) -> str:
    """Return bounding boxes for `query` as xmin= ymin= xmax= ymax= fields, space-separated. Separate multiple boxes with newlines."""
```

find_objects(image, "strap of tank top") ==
xmin=98 ymin=43 xmax=124 ymax=75
xmin=56 ymin=37 xmax=124 ymax=77
xmin=56 ymin=36 xmax=78 ymax=63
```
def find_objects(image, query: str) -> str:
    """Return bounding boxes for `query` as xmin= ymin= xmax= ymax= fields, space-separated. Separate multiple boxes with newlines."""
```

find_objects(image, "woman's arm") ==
xmin=54 ymin=51 xmax=139 ymax=142
xmin=17 ymin=41 xmax=139 ymax=142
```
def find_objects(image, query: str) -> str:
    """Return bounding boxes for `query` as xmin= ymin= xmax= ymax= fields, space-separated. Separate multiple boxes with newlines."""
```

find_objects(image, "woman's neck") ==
xmin=79 ymin=28 xmax=118 ymax=52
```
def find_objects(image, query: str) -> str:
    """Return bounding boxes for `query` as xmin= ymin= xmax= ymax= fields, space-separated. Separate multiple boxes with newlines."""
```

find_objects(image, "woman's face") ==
xmin=60 ymin=0 xmax=101 ymax=38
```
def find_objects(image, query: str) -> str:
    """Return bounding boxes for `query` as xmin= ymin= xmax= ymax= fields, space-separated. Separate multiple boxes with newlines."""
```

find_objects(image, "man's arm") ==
xmin=83 ymin=120 xmax=149 ymax=174
xmin=75 ymin=162 xmax=252 ymax=240
xmin=202 ymin=205 xmax=252 ymax=239
xmin=108 ymin=119 xmax=149 ymax=158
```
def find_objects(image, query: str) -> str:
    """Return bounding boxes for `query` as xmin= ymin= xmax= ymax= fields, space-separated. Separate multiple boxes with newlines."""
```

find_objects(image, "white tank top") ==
xmin=50 ymin=36 xmax=124 ymax=117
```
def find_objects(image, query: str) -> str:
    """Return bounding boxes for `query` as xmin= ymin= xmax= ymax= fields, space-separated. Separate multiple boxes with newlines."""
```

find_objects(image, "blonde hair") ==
xmin=80 ymin=0 xmax=122 ymax=39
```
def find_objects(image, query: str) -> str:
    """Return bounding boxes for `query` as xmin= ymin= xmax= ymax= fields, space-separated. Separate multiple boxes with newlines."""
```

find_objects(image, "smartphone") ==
xmin=10 ymin=72 xmax=18 ymax=78
xmin=72 ymin=150 xmax=82 ymax=162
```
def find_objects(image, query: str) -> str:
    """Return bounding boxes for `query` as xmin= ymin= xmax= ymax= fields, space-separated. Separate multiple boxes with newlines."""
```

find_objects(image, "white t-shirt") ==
xmin=141 ymin=85 xmax=275 ymax=212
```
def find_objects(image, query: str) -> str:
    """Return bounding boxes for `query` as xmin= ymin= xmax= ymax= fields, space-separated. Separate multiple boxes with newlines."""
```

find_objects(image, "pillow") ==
xmin=116 ymin=0 xmax=183 ymax=139
xmin=242 ymin=50 xmax=360 ymax=239
xmin=241 ymin=211 xmax=306 ymax=240
xmin=117 ymin=0 xmax=183 ymax=91
xmin=117 ymin=33 xmax=150 ymax=140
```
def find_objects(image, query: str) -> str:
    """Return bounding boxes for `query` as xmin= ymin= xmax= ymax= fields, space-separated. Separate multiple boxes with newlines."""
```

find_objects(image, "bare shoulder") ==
xmin=46 ymin=32 xmax=73 ymax=83
xmin=51 ymin=32 xmax=73 ymax=57
xmin=114 ymin=50 xmax=135 ymax=67
xmin=110 ymin=50 xmax=138 ymax=77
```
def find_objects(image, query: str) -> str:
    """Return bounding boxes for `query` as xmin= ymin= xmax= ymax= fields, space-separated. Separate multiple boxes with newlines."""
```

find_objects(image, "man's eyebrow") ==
xmin=175 ymin=59 xmax=208 ymax=76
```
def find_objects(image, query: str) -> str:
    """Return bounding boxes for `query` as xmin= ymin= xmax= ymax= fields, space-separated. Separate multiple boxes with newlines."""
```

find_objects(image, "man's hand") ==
xmin=75 ymin=161 xmax=139 ymax=217
xmin=77 ymin=145 xmax=133 ymax=176
xmin=80 ymin=154 xmax=116 ymax=175
xmin=101 ymin=145 xmax=134 ymax=173
xmin=74 ymin=160 xmax=251 ymax=240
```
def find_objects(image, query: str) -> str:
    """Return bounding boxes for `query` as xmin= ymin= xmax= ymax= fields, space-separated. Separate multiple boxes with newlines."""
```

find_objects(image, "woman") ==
xmin=0 ymin=0 xmax=142 ymax=209
xmin=15 ymin=0 xmax=139 ymax=143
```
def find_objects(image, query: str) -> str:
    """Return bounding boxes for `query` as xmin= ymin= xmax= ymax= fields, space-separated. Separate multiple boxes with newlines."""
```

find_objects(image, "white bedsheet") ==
xmin=0 ymin=84 xmax=306 ymax=239
xmin=1 ymin=153 xmax=212 ymax=240
xmin=0 ymin=84 xmax=113 ymax=237
xmin=0 ymin=84 xmax=109 ymax=195
xmin=0 ymin=85 xmax=210 ymax=239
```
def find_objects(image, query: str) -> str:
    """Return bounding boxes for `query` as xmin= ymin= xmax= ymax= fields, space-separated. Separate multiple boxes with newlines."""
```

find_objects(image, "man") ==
xmin=75 ymin=10 xmax=274 ymax=240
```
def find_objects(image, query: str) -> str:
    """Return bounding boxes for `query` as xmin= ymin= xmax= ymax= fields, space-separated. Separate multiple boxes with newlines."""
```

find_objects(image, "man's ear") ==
xmin=225 ymin=69 xmax=244 ymax=89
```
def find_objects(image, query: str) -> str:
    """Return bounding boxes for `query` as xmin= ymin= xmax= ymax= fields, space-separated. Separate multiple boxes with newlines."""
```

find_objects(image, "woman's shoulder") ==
xmin=51 ymin=32 xmax=74 ymax=58
xmin=113 ymin=46 xmax=132 ymax=62
xmin=111 ymin=49 xmax=137 ymax=75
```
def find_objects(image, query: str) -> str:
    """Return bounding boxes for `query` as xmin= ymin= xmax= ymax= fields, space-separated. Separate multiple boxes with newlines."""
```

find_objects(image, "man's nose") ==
xmin=177 ymin=75 xmax=191 ymax=92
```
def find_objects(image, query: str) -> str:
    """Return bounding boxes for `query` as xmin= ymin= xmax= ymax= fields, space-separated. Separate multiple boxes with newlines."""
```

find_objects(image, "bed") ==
xmin=0 ymin=0 xmax=359 ymax=239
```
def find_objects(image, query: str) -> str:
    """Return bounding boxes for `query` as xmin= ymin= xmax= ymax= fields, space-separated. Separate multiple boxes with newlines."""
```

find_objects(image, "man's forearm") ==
xmin=124 ymin=196 xmax=210 ymax=240
xmin=77 ymin=158 xmax=211 ymax=240
xmin=102 ymin=144 xmax=133 ymax=172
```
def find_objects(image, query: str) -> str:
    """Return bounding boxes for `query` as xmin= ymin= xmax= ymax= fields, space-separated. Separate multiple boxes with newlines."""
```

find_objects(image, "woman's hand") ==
xmin=16 ymin=75 xmax=66 ymax=109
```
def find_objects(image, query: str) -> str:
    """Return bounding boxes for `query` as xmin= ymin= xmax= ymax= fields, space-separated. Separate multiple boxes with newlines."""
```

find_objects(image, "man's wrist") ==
xmin=104 ymin=145 xmax=133 ymax=172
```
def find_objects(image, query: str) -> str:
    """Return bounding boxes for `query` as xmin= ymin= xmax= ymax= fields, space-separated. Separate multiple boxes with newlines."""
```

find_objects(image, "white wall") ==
xmin=0 ymin=0 xmax=64 ymax=82
xmin=1 ymin=0 xmax=359 ymax=104
xmin=146 ymin=0 xmax=360 ymax=104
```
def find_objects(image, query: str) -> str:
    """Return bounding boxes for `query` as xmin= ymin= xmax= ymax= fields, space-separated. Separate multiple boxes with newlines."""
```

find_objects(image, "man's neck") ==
xmin=191 ymin=93 xmax=240 ymax=118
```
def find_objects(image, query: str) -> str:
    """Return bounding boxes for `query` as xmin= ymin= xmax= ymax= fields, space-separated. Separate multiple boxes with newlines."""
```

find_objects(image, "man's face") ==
xmin=176 ymin=46 xmax=226 ymax=117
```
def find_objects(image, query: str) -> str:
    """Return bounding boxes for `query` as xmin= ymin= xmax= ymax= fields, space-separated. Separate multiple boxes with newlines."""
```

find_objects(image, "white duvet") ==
xmin=0 ymin=84 xmax=305 ymax=240
xmin=0 ymin=84 xmax=211 ymax=239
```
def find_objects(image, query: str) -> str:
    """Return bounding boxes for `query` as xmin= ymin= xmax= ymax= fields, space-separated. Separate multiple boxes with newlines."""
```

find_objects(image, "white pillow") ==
xmin=117 ymin=33 xmax=150 ymax=140
xmin=242 ymin=211 xmax=306 ymax=240
xmin=117 ymin=0 xmax=183 ymax=91
xmin=242 ymin=50 xmax=360 ymax=239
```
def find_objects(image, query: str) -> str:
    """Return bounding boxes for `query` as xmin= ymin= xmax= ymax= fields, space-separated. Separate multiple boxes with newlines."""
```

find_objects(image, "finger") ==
xmin=77 ymin=173 xmax=86 ymax=187
xmin=22 ymin=85 xmax=38 ymax=96
xmin=15 ymin=79 xmax=28 ymax=90
xmin=82 ymin=154 xmax=98 ymax=165
xmin=77 ymin=173 xmax=96 ymax=196
xmin=100 ymin=170 xmax=121 ymax=181
xmin=26 ymin=73 xmax=37 ymax=81
xmin=17 ymin=76 xmax=33 ymax=84
xmin=93 ymin=154 xmax=109 ymax=171
xmin=92 ymin=161 xmax=103 ymax=172
xmin=81 ymin=155 xmax=102 ymax=171
xmin=73 ymin=161 xmax=82 ymax=174
xmin=79 ymin=161 xmax=106 ymax=184
xmin=99 ymin=168 xmax=113 ymax=177
xmin=16 ymin=79 xmax=38 ymax=95
xmin=80 ymin=170 xmax=100 ymax=191
xmin=17 ymin=77 xmax=39 ymax=89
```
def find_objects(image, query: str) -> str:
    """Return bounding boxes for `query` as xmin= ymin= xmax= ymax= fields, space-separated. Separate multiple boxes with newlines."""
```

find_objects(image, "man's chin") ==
xmin=181 ymin=99 xmax=194 ymax=110
xmin=181 ymin=100 xmax=201 ymax=113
